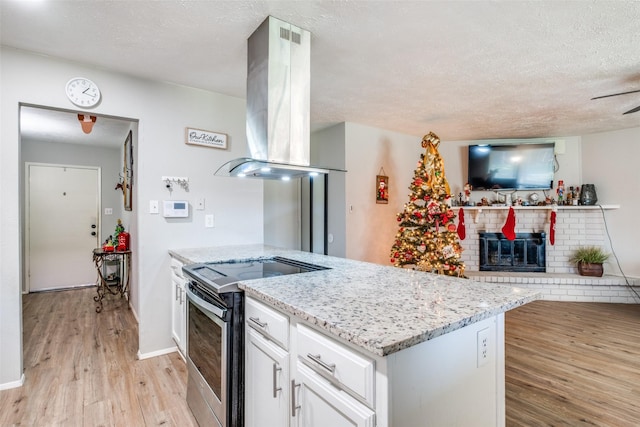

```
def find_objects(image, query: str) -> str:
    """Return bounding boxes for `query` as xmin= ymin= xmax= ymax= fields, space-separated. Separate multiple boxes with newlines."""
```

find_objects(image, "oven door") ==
xmin=186 ymin=282 xmax=228 ymax=427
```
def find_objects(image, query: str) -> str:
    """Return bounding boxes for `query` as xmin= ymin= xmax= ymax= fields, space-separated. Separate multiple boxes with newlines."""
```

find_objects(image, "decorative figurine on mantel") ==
xmin=464 ymin=182 xmax=472 ymax=205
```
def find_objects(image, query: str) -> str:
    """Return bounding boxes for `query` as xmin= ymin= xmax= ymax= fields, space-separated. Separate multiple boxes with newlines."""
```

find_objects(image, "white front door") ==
xmin=26 ymin=163 xmax=100 ymax=292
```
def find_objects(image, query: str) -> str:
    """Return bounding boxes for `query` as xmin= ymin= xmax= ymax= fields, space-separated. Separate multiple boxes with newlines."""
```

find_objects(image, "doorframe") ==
xmin=24 ymin=162 xmax=102 ymax=293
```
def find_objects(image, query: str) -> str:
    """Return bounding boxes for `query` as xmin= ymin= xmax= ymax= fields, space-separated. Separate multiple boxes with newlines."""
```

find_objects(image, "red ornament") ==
xmin=447 ymin=223 xmax=457 ymax=232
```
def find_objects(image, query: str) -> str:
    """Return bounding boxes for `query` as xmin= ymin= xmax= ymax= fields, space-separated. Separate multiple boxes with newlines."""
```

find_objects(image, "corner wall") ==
xmin=0 ymin=47 xmax=263 ymax=387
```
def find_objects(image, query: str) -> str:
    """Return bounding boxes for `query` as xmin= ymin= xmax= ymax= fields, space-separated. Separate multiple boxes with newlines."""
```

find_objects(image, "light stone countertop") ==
xmin=169 ymin=245 xmax=540 ymax=357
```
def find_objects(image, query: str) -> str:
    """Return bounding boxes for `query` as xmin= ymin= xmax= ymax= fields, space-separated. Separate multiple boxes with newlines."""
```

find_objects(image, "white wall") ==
xmin=582 ymin=127 xmax=640 ymax=276
xmin=344 ymin=123 xmax=423 ymax=264
xmin=0 ymin=47 xmax=264 ymax=387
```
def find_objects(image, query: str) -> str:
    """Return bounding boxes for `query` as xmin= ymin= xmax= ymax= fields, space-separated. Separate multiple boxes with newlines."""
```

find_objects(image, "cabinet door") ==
xmin=246 ymin=328 xmax=290 ymax=427
xmin=171 ymin=272 xmax=186 ymax=355
xmin=292 ymin=362 xmax=375 ymax=427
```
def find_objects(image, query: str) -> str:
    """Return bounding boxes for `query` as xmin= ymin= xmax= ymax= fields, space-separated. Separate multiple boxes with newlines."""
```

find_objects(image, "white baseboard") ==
xmin=0 ymin=373 xmax=25 ymax=390
xmin=137 ymin=346 xmax=178 ymax=360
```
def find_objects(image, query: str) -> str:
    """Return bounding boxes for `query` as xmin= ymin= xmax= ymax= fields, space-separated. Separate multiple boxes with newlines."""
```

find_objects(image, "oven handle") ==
xmin=186 ymin=285 xmax=227 ymax=319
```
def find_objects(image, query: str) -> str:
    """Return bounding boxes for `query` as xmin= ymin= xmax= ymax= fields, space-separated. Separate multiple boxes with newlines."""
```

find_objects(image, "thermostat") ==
xmin=163 ymin=200 xmax=189 ymax=218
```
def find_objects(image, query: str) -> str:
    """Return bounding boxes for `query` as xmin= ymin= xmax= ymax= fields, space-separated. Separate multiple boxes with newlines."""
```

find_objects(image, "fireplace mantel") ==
xmin=461 ymin=204 xmax=620 ymax=223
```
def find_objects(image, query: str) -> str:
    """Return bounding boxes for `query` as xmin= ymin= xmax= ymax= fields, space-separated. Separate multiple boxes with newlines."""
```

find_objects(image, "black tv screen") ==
xmin=468 ymin=143 xmax=555 ymax=190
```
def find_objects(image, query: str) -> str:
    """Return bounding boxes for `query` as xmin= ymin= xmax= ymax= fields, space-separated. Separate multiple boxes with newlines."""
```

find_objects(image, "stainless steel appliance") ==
xmin=215 ymin=16 xmax=343 ymax=180
xmin=182 ymin=257 xmax=328 ymax=427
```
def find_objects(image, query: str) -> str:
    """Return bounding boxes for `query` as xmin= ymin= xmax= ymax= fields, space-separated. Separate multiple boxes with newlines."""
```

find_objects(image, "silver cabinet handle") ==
xmin=291 ymin=380 xmax=301 ymax=417
xmin=249 ymin=317 xmax=267 ymax=328
xmin=307 ymin=353 xmax=336 ymax=374
xmin=272 ymin=363 xmax=282 ymax=398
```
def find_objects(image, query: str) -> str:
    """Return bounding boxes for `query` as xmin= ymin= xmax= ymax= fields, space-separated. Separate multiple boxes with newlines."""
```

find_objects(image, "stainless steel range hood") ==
xmin=215 ymin=16 xmax=339 ymax=180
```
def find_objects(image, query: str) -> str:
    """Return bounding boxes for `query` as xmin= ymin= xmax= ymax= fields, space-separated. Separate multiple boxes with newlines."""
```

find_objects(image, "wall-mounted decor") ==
xmin=185 ymin=127 xmax=227 ymax=149
xmin=376 ymin=169 xmax=389 ymax=204
xmin=123 ymin=130 xmax=133 ymax=211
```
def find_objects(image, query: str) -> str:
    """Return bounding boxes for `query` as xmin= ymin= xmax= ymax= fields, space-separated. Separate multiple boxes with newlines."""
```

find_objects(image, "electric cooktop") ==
xmin=182 ymin=256 xmax=329 ymax=294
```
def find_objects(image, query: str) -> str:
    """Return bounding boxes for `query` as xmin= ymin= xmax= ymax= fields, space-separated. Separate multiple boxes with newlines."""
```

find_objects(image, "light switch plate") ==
xmin=205 ymin=214 xmax=214 ymax=228
xmin=104 ymin=208 xmax=113 ymax=215
xmin=150 ymin=200 xmax=159 ymax=214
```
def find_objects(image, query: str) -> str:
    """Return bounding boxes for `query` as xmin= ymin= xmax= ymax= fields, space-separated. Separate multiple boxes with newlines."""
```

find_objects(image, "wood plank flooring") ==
xmin=2 ymin=289 xmax=639 ymax=426
xmin=505 ymin=300 xmax=640 ymax=427
xmin=0 ymin=287 xmax=197 ymax=427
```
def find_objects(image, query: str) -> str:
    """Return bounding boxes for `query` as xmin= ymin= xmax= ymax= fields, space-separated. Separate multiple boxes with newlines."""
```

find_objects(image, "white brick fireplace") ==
xmin=460 ymin=205 xmax=639 ymax=303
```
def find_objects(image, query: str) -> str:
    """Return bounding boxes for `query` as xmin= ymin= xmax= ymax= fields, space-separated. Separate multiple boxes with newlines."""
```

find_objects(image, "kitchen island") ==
xmin=170 ymin=245 xmax=539 ymax=426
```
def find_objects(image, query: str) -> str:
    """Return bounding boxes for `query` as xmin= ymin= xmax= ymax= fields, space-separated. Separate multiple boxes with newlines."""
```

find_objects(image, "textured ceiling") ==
xmin=3 ymin=0 xmax=640 ymax=146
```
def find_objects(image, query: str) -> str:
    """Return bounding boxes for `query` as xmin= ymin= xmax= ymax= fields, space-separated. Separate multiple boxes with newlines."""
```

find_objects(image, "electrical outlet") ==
xmin=477 ymin=327 xmax=490 ymax=367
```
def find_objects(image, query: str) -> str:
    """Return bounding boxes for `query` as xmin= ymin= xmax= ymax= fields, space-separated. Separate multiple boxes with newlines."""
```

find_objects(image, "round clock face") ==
xmin=65 ymin=77 xmax=101 ymax=107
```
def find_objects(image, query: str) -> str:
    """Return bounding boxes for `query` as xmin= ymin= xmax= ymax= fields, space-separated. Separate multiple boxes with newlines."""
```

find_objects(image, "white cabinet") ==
xmin=245 ymin=297 xmax=375 ymax=427
xmin=246 ymin=327 xmax=290 ymax=427
xmin=170 ymin=256 xmax=186 ymax=356
xmin=292 ymin=362 xmax=375 ymax=427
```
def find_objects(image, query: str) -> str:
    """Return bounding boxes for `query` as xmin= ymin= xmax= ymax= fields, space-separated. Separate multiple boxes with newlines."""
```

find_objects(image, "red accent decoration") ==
xmin=502 ymin=207 xmax=516 ymax=240
xmin=457 ymin=208 xmax=466 ymax=240
xmin=549 ymin=211 xmax=556 ymax=245
xmin=117 ymin=231 xmax=130 ymax=251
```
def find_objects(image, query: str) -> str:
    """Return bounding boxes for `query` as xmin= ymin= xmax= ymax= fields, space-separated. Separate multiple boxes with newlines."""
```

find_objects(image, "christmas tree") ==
xmin=390 ymin=132 xmax=465 ymax=277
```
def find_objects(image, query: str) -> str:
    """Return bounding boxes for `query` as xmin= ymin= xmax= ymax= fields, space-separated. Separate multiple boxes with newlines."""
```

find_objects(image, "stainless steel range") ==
xmin=182 ymin=256 xmax=328 ymax=427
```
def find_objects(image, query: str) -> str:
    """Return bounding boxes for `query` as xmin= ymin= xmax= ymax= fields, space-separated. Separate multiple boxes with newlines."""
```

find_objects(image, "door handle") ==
xmin=272 ymin=363 xmax=282 ymax=398
xmin=291 ymin=380 xmax=301 ymax=417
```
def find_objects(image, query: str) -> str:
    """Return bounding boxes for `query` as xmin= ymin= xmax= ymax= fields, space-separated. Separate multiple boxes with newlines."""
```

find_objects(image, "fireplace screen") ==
xmin=479 ymin=232 xmax=546 ymax=272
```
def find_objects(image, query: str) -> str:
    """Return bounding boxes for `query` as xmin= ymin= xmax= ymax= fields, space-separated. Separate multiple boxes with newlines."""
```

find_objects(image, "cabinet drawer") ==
xmin=296 ymin=324 xmax=374 ymax=405
xmin=170 ymin=257 xmax=185 ymax=278
xmin=245 ymin=298 xmax=289 ymax=350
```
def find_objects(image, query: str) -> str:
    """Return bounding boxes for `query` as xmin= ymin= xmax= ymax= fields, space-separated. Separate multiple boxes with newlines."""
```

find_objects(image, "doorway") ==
xmin=25 ymin=163 xmax=100 ymax=291
xmin=20 ymin=105 xmax=137 ymax=294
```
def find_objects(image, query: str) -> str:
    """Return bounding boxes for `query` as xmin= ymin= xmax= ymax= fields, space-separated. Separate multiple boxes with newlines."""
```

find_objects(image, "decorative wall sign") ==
xmin=376 ymin=170 xmax=389 ymax=204
xmin=185 ymin=127 xmax=227 ymax=149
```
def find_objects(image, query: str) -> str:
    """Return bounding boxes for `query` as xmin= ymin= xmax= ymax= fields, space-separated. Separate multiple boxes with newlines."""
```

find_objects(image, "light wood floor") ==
xmin=0 ymin=287 xmax=198 ymax=427
xmin=2 ymin=289 xmax=639 ymax=426
xmin=505 ymin=300 xmax=640 ymax=426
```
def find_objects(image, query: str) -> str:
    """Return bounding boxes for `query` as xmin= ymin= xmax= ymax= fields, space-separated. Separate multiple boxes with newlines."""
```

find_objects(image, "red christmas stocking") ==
xmin=549 ymin=210 xmax=556 ymax=245
xmin=501 ymin=207 xmax=516 ymax=241
xmin=457 ymin=208 xmax=466 ymax=240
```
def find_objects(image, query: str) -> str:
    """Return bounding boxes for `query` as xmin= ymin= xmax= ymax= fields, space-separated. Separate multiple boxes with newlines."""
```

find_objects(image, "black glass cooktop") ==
xmin=183 ymin=256 xmax=329 ymax=294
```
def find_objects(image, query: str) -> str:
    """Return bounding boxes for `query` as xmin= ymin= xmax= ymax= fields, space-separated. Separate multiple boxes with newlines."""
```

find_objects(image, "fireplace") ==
xmin=479 ymin=232 xmax=546 ymax=272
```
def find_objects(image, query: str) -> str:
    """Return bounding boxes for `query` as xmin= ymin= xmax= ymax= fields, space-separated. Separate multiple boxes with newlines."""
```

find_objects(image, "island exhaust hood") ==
xmin=215 ymin=16 xmax=340 ymax=180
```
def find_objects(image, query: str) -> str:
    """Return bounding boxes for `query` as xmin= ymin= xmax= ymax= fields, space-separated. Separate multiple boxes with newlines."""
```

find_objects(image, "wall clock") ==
xmin=65 ymin=77 xmax=101 ymax=107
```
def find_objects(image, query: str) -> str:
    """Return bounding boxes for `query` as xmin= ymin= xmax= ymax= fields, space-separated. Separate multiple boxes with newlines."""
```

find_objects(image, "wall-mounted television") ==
xmin=467 ymin=143 xmax=555 ymax=191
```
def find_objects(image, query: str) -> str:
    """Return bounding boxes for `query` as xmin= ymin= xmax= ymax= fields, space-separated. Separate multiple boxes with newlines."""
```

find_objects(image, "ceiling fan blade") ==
xmin=591 ymin=89 xmax=640 ymax=100
xmin=623 ymin=104 xmax=640 ymax=115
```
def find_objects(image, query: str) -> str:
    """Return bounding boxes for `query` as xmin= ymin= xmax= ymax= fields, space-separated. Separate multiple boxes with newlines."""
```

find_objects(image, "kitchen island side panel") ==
xmin=381 ymin=314 xmax=504 ymax=427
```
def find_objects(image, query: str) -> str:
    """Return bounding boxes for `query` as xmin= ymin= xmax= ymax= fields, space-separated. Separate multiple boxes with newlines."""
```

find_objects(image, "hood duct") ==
xmin=216 ymin=16 xmax=340 ymax=180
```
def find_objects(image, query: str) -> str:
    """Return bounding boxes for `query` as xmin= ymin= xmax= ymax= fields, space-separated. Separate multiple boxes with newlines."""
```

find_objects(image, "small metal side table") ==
xmin=92 ymin=248 xmax=131 ymax=313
